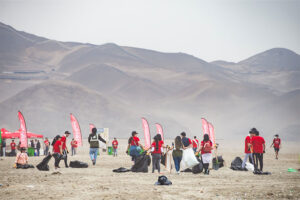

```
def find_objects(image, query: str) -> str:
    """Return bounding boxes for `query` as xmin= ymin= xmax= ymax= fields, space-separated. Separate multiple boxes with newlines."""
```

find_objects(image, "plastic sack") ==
xmin=245 ymin=162 xmax=254 ymax=171
xmin=181 ymin=148 xmax=199 ymax=170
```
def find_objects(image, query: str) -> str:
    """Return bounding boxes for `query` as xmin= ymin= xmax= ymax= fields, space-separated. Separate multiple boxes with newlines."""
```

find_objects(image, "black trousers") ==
xmin=63 ymin=149 xmax=68 ymax=167
xmin=253 ymin=153 xmax=263 ymax=171
xmin=53 ymin=153 xmax=62 ymax=168
xmin=152 ymin=153 xmax=161 ymax=173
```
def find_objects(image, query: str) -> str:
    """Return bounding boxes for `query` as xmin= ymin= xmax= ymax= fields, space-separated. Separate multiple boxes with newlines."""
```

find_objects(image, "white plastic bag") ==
xmin=181 ymin=148 xmax=199 ymax=170
xmin=246 ymin=162 xmax=254 ymax=171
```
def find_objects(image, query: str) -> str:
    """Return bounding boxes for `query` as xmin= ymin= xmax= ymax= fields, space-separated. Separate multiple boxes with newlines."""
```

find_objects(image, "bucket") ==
xmin=27 ymin=147 xmax=34 ymax=157
xmin=108 ymin=146 xmax=113 ymax=155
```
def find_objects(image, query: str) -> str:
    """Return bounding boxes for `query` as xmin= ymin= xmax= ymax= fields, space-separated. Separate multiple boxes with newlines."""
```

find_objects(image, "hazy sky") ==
xmin=0 ymin=0 xmax=299 ymax=62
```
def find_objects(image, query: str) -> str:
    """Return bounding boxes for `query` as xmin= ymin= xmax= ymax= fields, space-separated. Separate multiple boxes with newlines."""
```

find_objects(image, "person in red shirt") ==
xmin=52 ymin=135 xmax=63 ymax=170
xmin=44 ymin=138 xmax=50 ymax=156
xmin=70 ymin=138 xmax=78 ymax=156
xmin=270 ymin=134 xmax=281 ymax=159
xmin=61 ymin=131 xmax=71 ymax=168
xmin=112 ymin=138 xmax=118 ymax=157
xmin=126 ymin=131 xmax=144 ymax=163
xmin=251 ymin=128 xmax=265 ymax=172
xmin=242 ymin=130 xmax=255 ymax=169
xmin=197 ymin=134 xmax=213 ymax=175
xmin=192 ymin=136 xmax=199 ymax=153
xmin=151 ymin=134 xmax=163 ymax=174
xmin=10 ymin=140 xmax=16 ymax=156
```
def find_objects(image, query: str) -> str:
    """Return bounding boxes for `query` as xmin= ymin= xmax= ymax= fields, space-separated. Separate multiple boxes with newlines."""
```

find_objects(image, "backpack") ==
xmin=203 ymin=141 xmax=211 ymax=153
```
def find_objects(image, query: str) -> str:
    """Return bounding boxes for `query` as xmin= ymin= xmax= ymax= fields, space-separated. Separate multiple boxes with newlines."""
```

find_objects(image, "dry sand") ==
xmin=0 ymin=139 xmax=300 ymax=200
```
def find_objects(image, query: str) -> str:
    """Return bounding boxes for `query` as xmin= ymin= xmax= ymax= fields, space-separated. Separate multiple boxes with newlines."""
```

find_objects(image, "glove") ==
xmin=126 ymin=150 xmax=128 ymax=154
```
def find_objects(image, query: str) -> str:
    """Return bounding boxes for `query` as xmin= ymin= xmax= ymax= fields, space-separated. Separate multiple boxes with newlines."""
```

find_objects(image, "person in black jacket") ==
xmin=36 ymin=140 xmax=41 ymax=156
xmin=88 ymin=128 xmax=106 ymax=165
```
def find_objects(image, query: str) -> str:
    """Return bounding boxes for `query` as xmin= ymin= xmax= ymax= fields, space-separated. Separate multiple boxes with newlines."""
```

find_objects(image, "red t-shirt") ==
xmin=273 ymin=138 xmax=281 ymax=148
xmin=245 ymin=136 xmax=252 ymax=153
xmin=192 ymin=139 xmax=199 ymax=148
xmin=252 ymin=136 xmax=265 ymax=153
xmin=11 ymin=142 xmax=16 ymax=150
xmin=61 ymin=136 xmax=67 ymax=150
xmin=130 ymin=136 xmax=140 ymax=146
xmin=44 ymin=140 xmax=49 ymax=146
xmin=112 ymin=140 xmax=118 ymax=149
xmin=151 ymin=141 xmax=163 ymax=154
xmin=201 ymin=140 xmax=212 ymax=154
xmin=53 ymin=140 xmax=62 ymax=153
xmin=71 ymin=140 xmax=78 ymax=148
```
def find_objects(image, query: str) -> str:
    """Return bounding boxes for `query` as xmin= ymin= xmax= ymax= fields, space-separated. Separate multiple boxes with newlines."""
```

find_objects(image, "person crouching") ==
xmin=15 ymin=147 xmax=34 ymax=169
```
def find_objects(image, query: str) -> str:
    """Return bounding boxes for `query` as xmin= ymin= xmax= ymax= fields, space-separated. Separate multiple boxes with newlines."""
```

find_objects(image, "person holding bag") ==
xmin=198 ymin=134 xmax=213 ymax=175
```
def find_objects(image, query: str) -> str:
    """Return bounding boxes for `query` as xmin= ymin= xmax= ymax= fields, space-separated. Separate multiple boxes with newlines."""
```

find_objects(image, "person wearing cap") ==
xmin=15 ymin=147 xmax=34 ymax=169
xmin=270 ymin=134 xmax=281 ymax=159
xmin=242 ymin=130 xmax=255 ymax=169
xmin=52 ymin=135 xmax=63 ymax=170
xmin=61 ymin=131 xmax=71 ymax=168
xmin=126 ymin=131 xmax=144 ymax=163
xmin=112 ymin=138 xmax=118 ymax=157
xmin=88 ymin=127 xmax=106 ymax=165
xmin=251 ymin=128 xmax=265 ymax=172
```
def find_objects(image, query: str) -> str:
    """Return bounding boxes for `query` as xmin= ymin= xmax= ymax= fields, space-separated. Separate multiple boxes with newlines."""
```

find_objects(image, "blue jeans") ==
xmin=242 ymin=153 xmax=253 ymax=168
xmin=173 ymin=156 xmax=182 ymax=172
xmin=89 ymin=148 xmax=98 ymax=163
xmin=113 ymin=148 xmax=117 ymax=156
xmin=193 ymin=148 xmax=197 ymax=153
xmin=130 ymin=146 xmax=139 ymax=162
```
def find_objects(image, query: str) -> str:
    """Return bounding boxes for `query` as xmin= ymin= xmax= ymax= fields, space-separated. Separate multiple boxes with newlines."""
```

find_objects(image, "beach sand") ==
xmin=0 ymin=139 xmax=300 ymax=200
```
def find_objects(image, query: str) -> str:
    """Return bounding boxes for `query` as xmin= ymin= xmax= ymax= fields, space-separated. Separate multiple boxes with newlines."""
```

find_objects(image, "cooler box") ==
xmin=108 ymin=146 xmax=113 ymax=155
xmin=28 ymin=147 xmax=35 ymax=157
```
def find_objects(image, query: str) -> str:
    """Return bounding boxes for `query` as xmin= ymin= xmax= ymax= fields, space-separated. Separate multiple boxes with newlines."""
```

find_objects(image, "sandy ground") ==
xmin=0 ymin=139 xmax=300 ymax=200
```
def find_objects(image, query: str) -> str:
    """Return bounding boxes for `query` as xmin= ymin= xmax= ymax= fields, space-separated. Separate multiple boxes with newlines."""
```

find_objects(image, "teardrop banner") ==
xmin=70 ymin=114 xmax=82 ymax=146
xmin=141 ymin=117 xmax=151 ymax=149
xmin=18 ymin=111 xmax=28 ymax=148
xmin=155 ymin=123 xmax=164 ymax=141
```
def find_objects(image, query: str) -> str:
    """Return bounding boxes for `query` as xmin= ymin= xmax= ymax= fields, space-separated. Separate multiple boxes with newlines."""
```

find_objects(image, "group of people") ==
xmin=126 ymin=131 xmax=214 ymax=175
xmin=242 ymin=128 xmax=281 ymax=173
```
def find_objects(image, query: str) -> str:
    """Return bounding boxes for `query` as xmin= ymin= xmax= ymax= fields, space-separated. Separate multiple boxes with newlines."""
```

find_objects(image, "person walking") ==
xmin=61 ymin=131 xmax=71 ymax=168
xmin=170 ymin=136 xmax=183 ymax=174
xmin=88 ymin=127 xmax=106 ymax=165
xmin=2 ymin=139 xmax=6 ymax=157
xmin=180 ymin=132 xmax=193 ymax=149
xmin=151 ymin=135 xmax=163 ymax=174
xmin=192 ymin=136 xmax=199 ymax=153
xmin=36 ymin=140 xmax=41 ymax=156
xmin=44 ymin=138 xmax=50 ymax=156
xmin=112 ymin=138 xmax=118 ymax=157
xmin=126 ymin=131 xmax=144 ymax=163
xmin=198 ymin=134 xmax=213 ymax=175
xmin=242 ymin=131 xmax=255 ymax=169
xmin=10 ymin=140 xmax=16 ymax=156
xmin=251 ymin=128 xmax=265 ymax=173
xmin=270 ymin=134 xmax=281 ymax=159
xmin=52 ymin=135 xmax=63 ymax=170
xmin=70 ymin=138 xmax=78 ymax=156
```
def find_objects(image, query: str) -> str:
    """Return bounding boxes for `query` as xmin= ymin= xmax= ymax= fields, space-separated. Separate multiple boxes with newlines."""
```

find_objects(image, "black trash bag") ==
xmin=69 ymin=161 xmax=88 ymax=168
xmin=131 ymin=152 xmax=151 ymax=173
xmin=161 ymin=154 xmax=166 ymax=166
xmin=230 ymin=157 xmax=245 ymax=171
xmin=17 ymin=164 xmax=34 ymax=169
xmin=36 ymin=154 xmax=52 ymax=171
xmin=192 ymin=157 xmax=203 ymax=174
xmin=181 ymin=168 xmax=193 ymax=172
xmin=213 ymin=156 xmax=224 ymax=170
xmin=155 ymin=175 xmax=172 ymax=185
xmin=113 ymin=167 xmax=131 ymax=173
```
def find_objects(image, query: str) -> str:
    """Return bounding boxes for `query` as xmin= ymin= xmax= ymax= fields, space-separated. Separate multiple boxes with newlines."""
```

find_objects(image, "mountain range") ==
xmin=0 ymin=21 xmax=299 ymax=141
